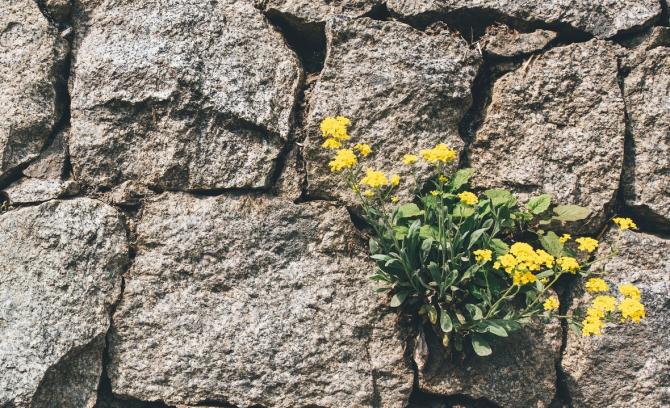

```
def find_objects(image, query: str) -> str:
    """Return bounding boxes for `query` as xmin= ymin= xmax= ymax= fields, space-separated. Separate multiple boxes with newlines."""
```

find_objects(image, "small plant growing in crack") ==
xmin=321 ymin=115 xmax=646 ymax=358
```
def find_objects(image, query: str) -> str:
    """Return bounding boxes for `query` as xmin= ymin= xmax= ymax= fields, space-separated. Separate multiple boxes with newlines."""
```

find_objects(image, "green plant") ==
xmin=320 ymin=116 xmax=646 ymax=357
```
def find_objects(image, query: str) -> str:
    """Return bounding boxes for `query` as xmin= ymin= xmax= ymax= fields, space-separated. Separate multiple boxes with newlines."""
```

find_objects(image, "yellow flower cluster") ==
xmin=457 ymin=191 xmax=478 ymax=206
xmin=575 ymin=237 xmax=599 ymax=253
xmin=473 ymin=249 xmax=492 ymax=263
xmin=556 ymin=256 xmax=580 ymax=273
xmin=559 ymin=234 xmax=571 ymax=244
xmin=354 ymin=143 xmax=372 ymax=157
xmin=360 ymin=169 xmax=389 ymax=189
xmin=619 ymin=297 xmax=645 ymax=323
xmin=493 ymin=242 xmax=554 ymax=286
xmin=582 ymin=314 xmax=605 ymax=336
xmin=618 ymin=283 xmax=640 ymax=300
xmin=390 ymin=174 xmax=400 ymax=187
xmin=543 ymin=296 xmax=560 ymax=311
xmin=585 ymin=277 xmax=609 ymax=293
xmin=403 ymin=154 xmax=418 ymax=165
xmin=419 ymin=144 xmax=457 ymax=164
xmin=321 ymin=116 xmax=350 ymax=141
xmin=329 ymin=149 xmax=357 ymax=172
xmin=613 ymin=217 xmax=637 ymax=231
xmin=582 ymin=282 xmax=645 ymax=336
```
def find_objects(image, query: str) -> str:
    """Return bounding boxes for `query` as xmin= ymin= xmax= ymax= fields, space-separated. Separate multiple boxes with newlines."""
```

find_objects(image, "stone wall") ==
xmin=1 ymin=1 xmax=668 ymax=407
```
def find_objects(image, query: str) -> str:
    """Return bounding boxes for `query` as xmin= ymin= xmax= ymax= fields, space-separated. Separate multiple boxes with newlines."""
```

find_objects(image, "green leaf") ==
xmin=440 ymin=310 xmax=453 ymax=333
xmin=465 ymin=304 xmax=483 ymax=320
xmin=552 ymin=204 xmax=591 ymax=222
xmin=539 ymin=231 xmax=564 ymax=258
xmin=419 ymin=225 xmax=438 ymax=240
xmin=427 ymin=304 xmax=438 ymax=325
xmin=483 ymin=189 xmax=515 ymax=207
xmin=526 ymin=194 xmax=552 ymax=215
xmin=396 ymin=203 xmax=424 ymax=219
xmin=449 ymin=168 xmax=474 ymax=192
xmin=468 ymin=227 xmax=489 ymax=249
xmin=394 ymin=226 xmax=408 ymax=240
xmin=471 ymin=334 xmax=492 ymax=356
xmin=489 ymin=238 xmax=509 ymax=256
xmin=390 ymin=291 xmax=408 ymax=307
xmin=369 ymin=238 xmax=380 ymax=255
xmin=479 ymin=321 xmax=508 ymax=337
xmin=452 ymin=204 xmax=475 ymax=218
xmin=494 ymin=319 xmax=522 ymax=332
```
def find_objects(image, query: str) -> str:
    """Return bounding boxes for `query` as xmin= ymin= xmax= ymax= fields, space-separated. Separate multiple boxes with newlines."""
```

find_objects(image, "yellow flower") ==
xmin=420 ymin=144 xmax=457 ymax=164
xmin=618 ymin=283 xmax=641 ymax=301
xmin=354 ymin=143 xmax=372 ymax=157
xmin=390 ymin=174 xmax=400 ymax=187
xmin=321 ymin=137 xmax=341 ymax=149
xmin=612 ymin=217 xmax=637 ymax=231
xmin=430 ymin=190 xmax=440 ymax=196
xmin=585 ymin=278 xmax=609 ymax=293
xmin=457 ymin=191 xmax=478 ymax=206
xmin=582 ymin=314 xmax=604 ymax=336
xmin=402 ymin=154 xmax=418 ymax=165
xmin=557 ymin=256 xmax=580 ymax=273
xmin=473 ymin=249 xmax=492 ymax=263
xmin=575 ymin=237 xmax=599 ymax=253
xmin=559 ymin=234 xmax=571 ymax=244
xmin=329 ymin=149 xmax=357 ymax=172
xmin=360 ymin=169 xmax=389 ymax=189
xmin=320 ymin=116 xmax=350 ymax=141
xmin=592 ymin=295 xmax=617 ymax=314
xmin=543 ymin=296 xmax=560 ymax=311
xmin=512 ymin=270 xmax=537 ymax=286
xmin=496 ymin=253 xmax=518 ymax=274
xmin=535 ymin=249 xmax=555 ymax=268
xmin=363 ymin=190 xmax=375 ymax=198
xmin=438 ymin=175 xmax=448 ymax=183
xmin=391 ymin=196 xmax=399 ymax=203
xmin=618 ymin=298 xmax=645 ymax=323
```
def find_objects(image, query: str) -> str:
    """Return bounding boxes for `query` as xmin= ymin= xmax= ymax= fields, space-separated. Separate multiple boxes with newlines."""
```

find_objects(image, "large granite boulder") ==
xmin=0 ymin=199 xmax=128 ymax=407
xmin=0 ymin=0 xmax=68 ymax=181
xmin=562 ymin=230 xmax=670 ymax=407
xmin=304 ymin=17 xmax=481 ymax=202
xmin=69 ymin=0 xmax=302 ymax=191
xmin=622 ymin=45 xmax=670 ymax=230
xmin=108 ymin=193 xmax=413 ymax=407
xmin=418 ymin=321 xmax=562 ymax=407
xmin=469 ymin=40 xmax=625 ymax=233
xmin=387 ymin=0 xmax=662 ymax=39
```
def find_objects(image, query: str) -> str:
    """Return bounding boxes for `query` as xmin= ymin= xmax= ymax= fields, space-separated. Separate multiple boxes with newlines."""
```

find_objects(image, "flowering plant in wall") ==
xmin=320 ymin=116 xmax=646 ymax=357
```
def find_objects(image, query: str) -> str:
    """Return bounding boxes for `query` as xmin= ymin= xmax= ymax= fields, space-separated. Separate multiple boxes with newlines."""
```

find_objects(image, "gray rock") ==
xmin=480 ymin=25 xmax=557 ymax=58
xmin=470 ymin=40 xmax=625 ymax=233
xmin=0 ymin=0 xmax=68 ymax=180
xmin=304 ymin=17 xmax=481 ymax=202
xmin=387 ymin=0 xmax=661 ymax=38
xmin=108 ymin=193 xmax=413 ymax=407
xmin=562 ymin=229 xmax=670 ymax=407
xmin=23 ymin=131 xmax=67 ymax=180
xmin=257 ymin=0 xmax=382 ymax=27
xmin=69 ymin=0 xmax=302 ymax=191
xmin=0 ymin=198 xmax=128 ymax=407
xmin=418 ymin=321 xmax=562 ymax=407
xmin=3 ymin=178 xmax=79 ymax=204
xmin=622 ymin=46 xmax=670 ymax=230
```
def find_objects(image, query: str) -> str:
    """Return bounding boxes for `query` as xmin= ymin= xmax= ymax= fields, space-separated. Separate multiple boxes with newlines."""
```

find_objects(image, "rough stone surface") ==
xmin=304 ymin=17 xmax=481 ymax=202
xmin=622 ymin=45 xmax=670 ymax=230
xmin=23 ymin=131 xmax=67 ymax=180
xmin=0 ymin=0 xmax=68 ymax=180
xmin=387 ymin=0 xmax=662 ymax=38
xmin=562 ymin=230 xmax=670 ymax=407
xmin=418 ymin=321 xmax=562 ymax=407
xmin=470 ymin=40 xmax=625 ymax=233
xmin=0 ymin=198 xmax=128 ymax=407
xmin=258 ymin=0 xmax=382 ymax=26
xmin=481 ymin=25 xmax=557 ymax=58
xmin=69 ymin=0 xmax=302 ymax=191
xmin=3 ymin=178 xmax=79 ymax=204
xmin=108 ymin=193 xmax=413 ymax=407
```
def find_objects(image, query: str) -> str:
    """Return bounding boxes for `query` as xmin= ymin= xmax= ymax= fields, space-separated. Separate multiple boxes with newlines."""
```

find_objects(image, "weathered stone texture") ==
xmin=108 ymin=193 xmax=413 ymax=407
xmin=304 ymin=17 xmax=481 ymax=202
xmin=623 ymin=45 xmax=670 ymax=230
xmin=69 ymin=0 xmax=301 ymax=191
xmin=470 ymin=40 xmax=625 ymax=233
xmin=480 ymin=25 xmax=557 ymax=58
xmin=418 ymin=321 xmax=562 ymax=407
xmin=258 ymin=0 xmax=382 ymax=26
xmin=0 ymin=199 xmax=128 ymax=407
xmin=562 ymin=230 xmax=670 ymax=407
xmin=0 ymin=0 xmax=68 ymax=180
xmin=387 ymin=0 xmax=661 ymax=38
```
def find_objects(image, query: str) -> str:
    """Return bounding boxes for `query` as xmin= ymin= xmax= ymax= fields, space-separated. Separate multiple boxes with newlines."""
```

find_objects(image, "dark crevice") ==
xmin=34 ymin=0 xmax=71 ymax=30
xmin=362 ymin=3 xmax=392 ymax=22
xmin=661 ymin=0 xmax=669 ymax=26
xmin=550 ymin=279 xmax=576 ymax=408
xmin=264 ymin=11 xmax=327 ymax=74
xmin=408 ymin=389 xmax=500 ymax=408
xmin=390 ymin=7 xmax=591 ymax=45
